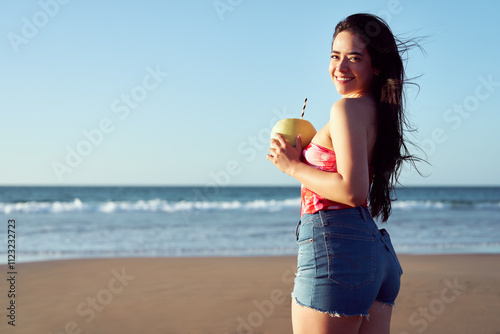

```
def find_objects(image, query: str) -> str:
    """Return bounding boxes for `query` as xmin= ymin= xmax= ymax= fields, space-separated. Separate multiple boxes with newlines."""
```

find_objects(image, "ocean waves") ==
xmin=1 ymin=186 xmax=499 ymax=262
xmin=392 ymin=200 xmax=500 ymax=210
xmin=1 ymin=197 xmax=499 ymax=214
xmin=0 ymin=198 xmax=301 ymax=214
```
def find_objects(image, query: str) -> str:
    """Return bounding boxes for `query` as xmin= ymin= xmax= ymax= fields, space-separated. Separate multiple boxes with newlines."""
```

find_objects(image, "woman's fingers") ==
xmin=269 ymin=138 xmax=279 ymax=149
xmin=295 ymin=134 xmax=302 ymax=151
xmin=271 ymin=133 xmax=288 ymax=148
xmin=278 ymin=134 xmax=288 ymax=148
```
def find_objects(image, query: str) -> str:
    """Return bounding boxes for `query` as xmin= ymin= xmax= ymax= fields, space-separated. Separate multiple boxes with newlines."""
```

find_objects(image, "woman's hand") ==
xmin=267 ymin=133 xmax=303 ymax=176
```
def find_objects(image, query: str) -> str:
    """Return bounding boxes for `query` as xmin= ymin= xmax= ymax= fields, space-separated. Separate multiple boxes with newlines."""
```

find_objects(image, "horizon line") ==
xmin=0 ymin=184 xmax=499 ymax=188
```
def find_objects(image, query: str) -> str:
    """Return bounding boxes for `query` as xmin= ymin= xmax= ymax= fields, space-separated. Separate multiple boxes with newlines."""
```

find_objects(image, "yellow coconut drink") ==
xmin=270 ymin=98 xmax=316 ymax=147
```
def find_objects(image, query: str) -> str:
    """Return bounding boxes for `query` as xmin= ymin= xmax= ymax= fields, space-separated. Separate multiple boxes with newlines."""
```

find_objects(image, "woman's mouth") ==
xmin=335 ymin=76 xmax=354 ymax=84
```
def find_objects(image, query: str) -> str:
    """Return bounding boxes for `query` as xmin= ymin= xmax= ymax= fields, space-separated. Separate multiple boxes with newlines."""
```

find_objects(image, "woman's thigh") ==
xmin=359 ymin=301 xmax=392 ymax=334
xmin=291 ymin=299 xmax=392 ymax=334
xmin=292 ymin=298 xmax=363 ymax=334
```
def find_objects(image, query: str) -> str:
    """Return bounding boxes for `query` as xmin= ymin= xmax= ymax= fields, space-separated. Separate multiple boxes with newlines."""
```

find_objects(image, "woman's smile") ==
xmin=335 ymin=76 xmax=355 ymax=84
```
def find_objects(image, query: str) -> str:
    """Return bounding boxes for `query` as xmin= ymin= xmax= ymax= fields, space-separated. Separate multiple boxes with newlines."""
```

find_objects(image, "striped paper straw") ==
xmin=301 ymin=98 xmax=307 ymax=119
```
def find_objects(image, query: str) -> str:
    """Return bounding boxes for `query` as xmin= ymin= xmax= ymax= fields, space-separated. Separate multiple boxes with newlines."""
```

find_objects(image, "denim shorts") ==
xmin=291 ymin=206 xmax=403 ymax=317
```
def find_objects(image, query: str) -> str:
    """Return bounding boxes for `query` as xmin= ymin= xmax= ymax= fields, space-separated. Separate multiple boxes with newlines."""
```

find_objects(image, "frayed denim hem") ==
xmin=375 ymin=299 xmax=397 ymax=311
xmin=292 ymin=296 xmax=370 ymax=320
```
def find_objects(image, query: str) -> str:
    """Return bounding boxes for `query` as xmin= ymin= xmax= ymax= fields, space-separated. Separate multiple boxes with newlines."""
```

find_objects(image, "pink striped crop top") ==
xmin=300 ymin=142 xmax=369 ymax=216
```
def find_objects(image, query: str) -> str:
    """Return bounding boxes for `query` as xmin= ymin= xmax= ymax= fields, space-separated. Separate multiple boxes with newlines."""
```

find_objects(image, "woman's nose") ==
xmin=337 ymin=58 xmax=349 ymax=72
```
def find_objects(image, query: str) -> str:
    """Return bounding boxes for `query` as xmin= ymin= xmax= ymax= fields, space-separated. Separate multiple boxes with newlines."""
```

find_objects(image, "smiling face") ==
xmin=329 ymin=31 xmax=377 ymax=98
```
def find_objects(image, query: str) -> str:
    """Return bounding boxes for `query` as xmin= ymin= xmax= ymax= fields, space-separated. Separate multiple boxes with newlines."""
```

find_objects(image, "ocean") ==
xmin=1 ymin=186 xmax=499 ymax=263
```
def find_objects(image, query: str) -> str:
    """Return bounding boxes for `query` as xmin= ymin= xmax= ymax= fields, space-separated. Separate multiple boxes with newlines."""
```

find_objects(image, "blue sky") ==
xmin=1 ymin=0 xmax=499 ymax=186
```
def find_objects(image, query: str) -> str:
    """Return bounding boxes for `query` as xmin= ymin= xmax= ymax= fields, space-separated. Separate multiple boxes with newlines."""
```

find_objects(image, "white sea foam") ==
xmin=0 ymin=198 xmax=302 ymax=214
xmin=392 ymin=200 xmax=447 ymax=210
xmin=1 ymin=198 xmax=499 ymax=214
xmin=392 ymin=200 xmax=500 ymax=210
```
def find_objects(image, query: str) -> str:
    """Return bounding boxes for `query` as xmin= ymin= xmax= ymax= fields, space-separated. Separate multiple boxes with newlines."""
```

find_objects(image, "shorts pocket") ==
xmin=297 ymin=238 xmax=314 ymax=272
xmin=380 ymin=229 xmax=403 ymax=276
xmin=324 ymin=233 xmax=376 ymax=289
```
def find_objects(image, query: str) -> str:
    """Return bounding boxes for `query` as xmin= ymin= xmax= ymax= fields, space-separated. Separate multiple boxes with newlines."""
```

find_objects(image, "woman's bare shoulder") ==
xmin=330 ymin=96 xmax=377 ymax=124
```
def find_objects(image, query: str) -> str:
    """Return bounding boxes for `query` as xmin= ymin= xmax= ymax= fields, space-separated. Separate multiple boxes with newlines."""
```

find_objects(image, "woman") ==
xmin=267 ymin=13 xmax=420 ymax=334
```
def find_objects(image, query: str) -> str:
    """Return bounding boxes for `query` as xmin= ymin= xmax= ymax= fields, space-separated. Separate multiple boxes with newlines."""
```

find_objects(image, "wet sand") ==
xmin=1 ymin=254 xmax=499 ymax=333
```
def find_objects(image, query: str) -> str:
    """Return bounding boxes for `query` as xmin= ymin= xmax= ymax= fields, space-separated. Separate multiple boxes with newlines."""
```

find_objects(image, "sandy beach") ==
xmin=1 ymin=254 xmax=499 ymax=334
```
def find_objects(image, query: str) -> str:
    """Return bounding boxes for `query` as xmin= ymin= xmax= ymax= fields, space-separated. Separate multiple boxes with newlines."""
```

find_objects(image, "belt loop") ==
xmin=295 ymin=220 xmax=301 ymax=240
xmin=358 ymin=206 xmax=368 ymax=222
xmin=318 ymin=210 xmax=326 ymax=225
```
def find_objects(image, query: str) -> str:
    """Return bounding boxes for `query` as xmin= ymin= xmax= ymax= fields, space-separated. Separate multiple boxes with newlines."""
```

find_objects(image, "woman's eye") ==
xmin=349 ymin=57 xmax=360 ymax=62
xmin=331 ymin=54 xmax=339 ymax=59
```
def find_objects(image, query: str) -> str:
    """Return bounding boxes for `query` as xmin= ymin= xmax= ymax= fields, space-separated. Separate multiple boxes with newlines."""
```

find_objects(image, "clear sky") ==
xmin=1 ymin=0 xmax=499 ymax=186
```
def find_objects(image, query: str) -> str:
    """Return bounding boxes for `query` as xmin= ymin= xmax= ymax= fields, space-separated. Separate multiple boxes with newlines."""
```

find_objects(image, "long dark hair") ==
xmin=333 ymin=13 xmax=422 ymax=222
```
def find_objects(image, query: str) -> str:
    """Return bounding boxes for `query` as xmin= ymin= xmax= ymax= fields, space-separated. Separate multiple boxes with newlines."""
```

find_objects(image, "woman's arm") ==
xmin=267 ymin=98 xmax=376 ymax=207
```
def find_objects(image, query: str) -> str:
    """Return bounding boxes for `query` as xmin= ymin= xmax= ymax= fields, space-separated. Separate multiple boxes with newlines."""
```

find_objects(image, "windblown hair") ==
xmin=333 ymin=13 xmax=422 ymax=222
